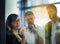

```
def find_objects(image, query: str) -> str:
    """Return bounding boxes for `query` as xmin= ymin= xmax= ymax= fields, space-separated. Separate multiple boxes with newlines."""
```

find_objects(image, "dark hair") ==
xmin=6 ymin=14 xmax=18 ymax=33
xmin=25 ymin=11 xmax=34 ymax=17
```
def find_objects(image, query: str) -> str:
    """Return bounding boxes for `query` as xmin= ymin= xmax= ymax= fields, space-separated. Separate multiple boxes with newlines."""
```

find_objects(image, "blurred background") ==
xmin=5 ymin=0 xmax=60 ymax=44
xmin=5 ymin=0 xmax=60 ymax=27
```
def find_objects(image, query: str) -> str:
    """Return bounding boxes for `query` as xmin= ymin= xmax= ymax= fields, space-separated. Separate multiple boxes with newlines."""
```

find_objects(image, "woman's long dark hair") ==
xmin=6 ymin=14 xmax=18 ymax=34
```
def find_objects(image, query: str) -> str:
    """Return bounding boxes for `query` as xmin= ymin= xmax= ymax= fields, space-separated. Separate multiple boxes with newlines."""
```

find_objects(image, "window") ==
xmin=18 ymin=0 xmax=60 ymax=44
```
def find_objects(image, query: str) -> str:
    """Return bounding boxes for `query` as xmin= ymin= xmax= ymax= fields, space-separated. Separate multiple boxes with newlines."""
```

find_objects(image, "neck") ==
xmin=53 ymin=17 xmax=58 ymax=23
xmin=12 ymin=29 xmax=18 ymax=36
xmin=12 ymin=28 xmax=18 ymax=32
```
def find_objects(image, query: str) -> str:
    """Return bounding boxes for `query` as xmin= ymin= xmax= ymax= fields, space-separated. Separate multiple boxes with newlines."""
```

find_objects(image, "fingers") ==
xmin=21 ymin=29 xmax=26 ymax=38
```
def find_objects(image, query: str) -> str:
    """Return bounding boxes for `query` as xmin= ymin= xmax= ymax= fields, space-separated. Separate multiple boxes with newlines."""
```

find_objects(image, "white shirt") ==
xmin=26 ymin=28 xmax=36 ymax=44
xmin=51 ymin=19 xmax=60 ymax=44
xmin=51 ymin=21 xmax=58 ymax=44
xmin=25 ymin=25 xmax=45 ymax=44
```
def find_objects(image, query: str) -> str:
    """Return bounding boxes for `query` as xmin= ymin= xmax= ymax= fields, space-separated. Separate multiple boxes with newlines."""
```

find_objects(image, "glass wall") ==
xmin=18 ymin=0 xmax=60 ymax=44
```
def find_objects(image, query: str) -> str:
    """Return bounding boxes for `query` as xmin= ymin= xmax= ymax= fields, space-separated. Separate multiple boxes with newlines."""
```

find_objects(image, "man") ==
xmin=24 ymin=11 xmax=43 ymax=44
xmin=45 ymin=4 xmax=60 ymax=44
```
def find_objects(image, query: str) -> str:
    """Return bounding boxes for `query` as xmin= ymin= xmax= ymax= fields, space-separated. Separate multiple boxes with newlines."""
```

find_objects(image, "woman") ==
xmin=6 ymin=14 xmax=26 ymax=44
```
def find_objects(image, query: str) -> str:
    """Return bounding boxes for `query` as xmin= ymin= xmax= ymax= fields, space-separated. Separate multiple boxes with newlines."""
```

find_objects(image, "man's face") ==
xmin=47 ymin=7 xmax=57 ymax=21
xmin=25 ymin=15 xmax=35 ymax=25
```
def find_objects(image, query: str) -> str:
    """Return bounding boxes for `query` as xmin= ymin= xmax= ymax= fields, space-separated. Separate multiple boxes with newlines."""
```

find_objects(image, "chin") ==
xmin=15 ymin=27 xmax=20 ymax=30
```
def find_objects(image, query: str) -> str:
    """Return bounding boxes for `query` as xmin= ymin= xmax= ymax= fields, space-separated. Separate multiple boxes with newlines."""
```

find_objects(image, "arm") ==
xmin=45 ymin=22 xmax=52 ymax=44
xmin=45 ymin=23 xmax=49 ymax=44
xmin=34 ymin=31 xmax=43 ymax=44
xmin=37 ymin=35 xmax=43 ymax=44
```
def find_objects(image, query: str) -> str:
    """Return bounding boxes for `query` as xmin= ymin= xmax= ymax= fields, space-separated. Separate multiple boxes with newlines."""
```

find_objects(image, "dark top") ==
xmin=6 ymin=31 xmax=22 ymax=44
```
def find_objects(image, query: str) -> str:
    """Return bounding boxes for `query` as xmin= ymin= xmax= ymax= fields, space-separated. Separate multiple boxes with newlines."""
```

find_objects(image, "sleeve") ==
xmin=45 ymin=22 xmax=52 ymax=44
xmin=16 ymin=34 xmax=22 ymax=42
xmin=45 ymin=23 xmax=49 ymax=40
